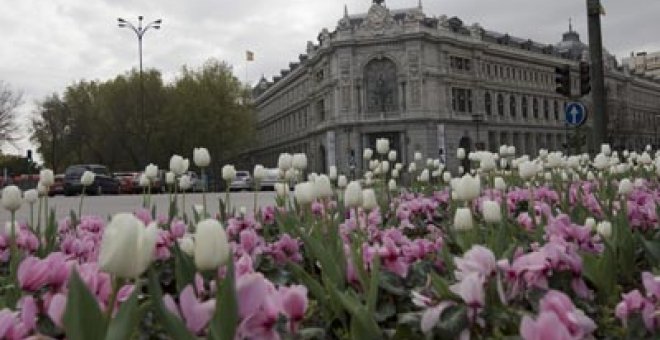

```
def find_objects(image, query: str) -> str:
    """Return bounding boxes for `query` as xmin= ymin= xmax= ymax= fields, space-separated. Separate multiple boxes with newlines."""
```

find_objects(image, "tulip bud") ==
xmin=482 ymin=200 xmax=502 ymax=223
xmin=618 ymin=178 xmax=633 ymax=196
xmin=139 ymin=174 xmax=150 ymax=188
xmin=419 ymin=169 xmax=430 ymax=182
xmin=292 ymin=153 xmax=308 ymax=170
xmin=584 ymin=217 xmax=596 ymax=230
xmin=24 ymin=189 xmax=38 ymax=204
xmin=99 ymin=214 xmax=157 ymax=278
xmin=193 ymin=147 xmax=211 ymax=167
xmin=363 ymin=148 xmax=373 ymax=160
xmin=388 ymin=179 xmax=397 ymax=191
xmin=194 ymin=219 xmax=230 ymax=271
xmin=362 ymin=189 xmax=378 ymax=210
xmin=601 ymin=144 xmax=611 ymax=156
xmin=179 ymin=175 xmax=192 ymax=191
xmin=253 ymin=165 xmax=266 ymax=181
xmin=275 ymin=183 xmax=289 ymax=198
xmin=376 ymin=138 xmax=390 ymax=155
xmin=169 ymin=155 xmax=186 ymax=176
xmin=39 ymin=169 xmax=55 ymax=187
xmin=494 ymin=177 xmax=506 ymax=191
xmin=344 ymin=181 xmax=363 ymax=208
xmin=499 ymin=145 xmax=508 ymax=156
xmin=337 ymin=175 xmax=348 ymax=189
xmin=2 ymin=185 xmax=23 ymax=212
xmin=278 ymin=153 xmax=293 ymax=171
xmin=81 ymin=171 xmax=95 ymax=187
xmin=408 ymin=163 xmax=417 ymax=173
xmin=315 ymin=175 xmax=333 ymax=198
xmin=457 ymin=148 xmax=466 ymax=160
xmin=458 ymin=166 xmax=464 ymax=175
xmin=455 ymin=174 xmax=481 ymax=201
xmin=222 ymin=165 xmax=237 ymax=182
xmin=454 ymin=208 xmax=474 ymax=230
xmin=518 ymin=161 xmax=538 ymax=180
xmin=178 ymin=235 xmax=195 ymax=256
xmin=294 ymin=182 xmax=316 ymax=205
xmin=443 ymin=172 xmax=452 ymax=183
xmin=414 ymin=151 xmax=423 ymax=162
xmin=596 ymin=221 xmax=612 ymax=238
xmin=381 ymin=161 xmax=390 ymax=173
xmin=388 ymin=150 xmax=397 ymax=162
xmin=165 ymin=172 xmax=175 ymax=185
xmin=328 ymin=166 xmax=338 ymax=180
xmin=391 ymin=169 xmax=399 ymax=179
xmin=37 ymin=182 xmax=48 ymax=196
xmin=145 ymin=164 xmax=158 ymax=180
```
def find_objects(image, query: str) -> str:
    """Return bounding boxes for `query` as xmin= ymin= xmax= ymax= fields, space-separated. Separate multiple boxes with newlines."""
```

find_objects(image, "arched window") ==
xmin=532 ymin=98 xmax=539 ymax=119
xmin=543 ymin=99 xmax=549 ymax=120
xmin=522 ymin=96 xmax=529 ymax=119
xmin=497 ymin=94 xmax=504 ymax=116
xmin=365 ymin=58 xmax=398 ymax=113
xmin=485 ymin=92 xmax=492 ymax=115
xmin=509 ymin=95 xmax=517 ymax=117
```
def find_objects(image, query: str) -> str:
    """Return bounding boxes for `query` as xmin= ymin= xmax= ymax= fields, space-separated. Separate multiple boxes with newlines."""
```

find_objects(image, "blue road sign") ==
xmin=565 ymin=102 xmax=587 ymax=127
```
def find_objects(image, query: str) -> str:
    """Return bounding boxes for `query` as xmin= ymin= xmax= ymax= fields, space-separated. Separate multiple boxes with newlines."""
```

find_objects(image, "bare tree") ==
xmin=0 ymin=81 xmax=22 ymax=145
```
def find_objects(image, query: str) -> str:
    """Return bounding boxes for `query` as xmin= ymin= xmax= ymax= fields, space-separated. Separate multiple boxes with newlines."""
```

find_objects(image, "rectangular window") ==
xmin=452 ymin=88 xmax=473 ymax=113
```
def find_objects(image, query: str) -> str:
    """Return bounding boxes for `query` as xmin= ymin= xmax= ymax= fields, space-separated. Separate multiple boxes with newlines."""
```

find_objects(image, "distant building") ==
xmin=623 ymin=51 xmax=660 ymax=78
xmin=246 ymin=0 xmax=660 ymax=174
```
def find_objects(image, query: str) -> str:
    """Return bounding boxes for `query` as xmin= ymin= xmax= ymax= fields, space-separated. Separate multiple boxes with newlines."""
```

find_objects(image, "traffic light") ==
xmin=579 ymin=61 xmax=591 ymax=96
xmin=555 ymin=65 xmax=571 ymax=97
xmin=26 ymin=149 xmax=32 ymax=162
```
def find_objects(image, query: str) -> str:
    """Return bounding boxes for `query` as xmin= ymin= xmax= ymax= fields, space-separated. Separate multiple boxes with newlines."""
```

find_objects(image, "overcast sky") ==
xmin=2 ymin=0 xmax=658 ymax=157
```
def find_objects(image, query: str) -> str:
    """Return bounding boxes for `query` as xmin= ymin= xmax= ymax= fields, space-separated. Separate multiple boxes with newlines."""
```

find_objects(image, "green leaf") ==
xmin=337 ymin=291 xmax=381 ymax=339
xmin=208 ymin=260 xmax=238 ymax=340
xmin=147 ymin=269 xmax=196 ymax=340
xmin=430 ymin=272 xmax=459 ymax=301
xmin=298 ymin=328 xmax=326 ymax=339
xmin=435 ymin=305 xmax=469 ymax=339
xmin=105 ymin=283 xmax=141 ymax=340
xmin=366 ymin=256 xmax=380 ymax=314
xmin=174 ymin=244 xmax=196 ymax=293
xmin=640 ymin=236 xmax=660 ymax=267
xmin=62 ymin=269 xmax=108 ymax=340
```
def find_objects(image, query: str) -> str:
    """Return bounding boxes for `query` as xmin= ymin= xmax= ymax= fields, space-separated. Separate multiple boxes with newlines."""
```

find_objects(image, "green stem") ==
xmin=37 ymin=196 xmax=42 ymax=233
xmin=29 ymin=203 xmax=34 ymax=233
xmin=44 ymin=195 xmax=49 ymax=236
xmin=79 ymin=188 xmax=85 ymax=219
xmin=202 ymin=168 xmax=207 ymax=217
xmin=105 ymin=277 xmax=121 ymax=322
xmin=225 ymin=186 xmax=230 ymax=219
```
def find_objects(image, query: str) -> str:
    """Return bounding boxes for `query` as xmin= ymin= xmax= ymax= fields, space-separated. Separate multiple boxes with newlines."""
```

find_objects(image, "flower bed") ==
xmin=0 ymin=145 xmax=659 ymax=339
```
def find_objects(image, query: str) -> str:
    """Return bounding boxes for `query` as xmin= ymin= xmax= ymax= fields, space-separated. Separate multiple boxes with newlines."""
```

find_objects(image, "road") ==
xmin=4 ymin=191 xmax=278 ymax=224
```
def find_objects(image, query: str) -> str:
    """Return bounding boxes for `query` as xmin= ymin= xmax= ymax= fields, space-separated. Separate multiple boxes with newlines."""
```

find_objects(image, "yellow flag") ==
xmin=246 ymin=50 xmax=254 ymax=62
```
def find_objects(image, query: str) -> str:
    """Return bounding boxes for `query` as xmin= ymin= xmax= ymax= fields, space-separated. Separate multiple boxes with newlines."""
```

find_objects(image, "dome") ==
xmin=555 ymin=26 xmax=587 ymax=60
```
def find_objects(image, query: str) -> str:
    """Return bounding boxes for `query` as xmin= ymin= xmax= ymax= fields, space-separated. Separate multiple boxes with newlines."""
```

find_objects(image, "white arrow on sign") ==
xmin=570 ymin=106 xmax=580 ymax=124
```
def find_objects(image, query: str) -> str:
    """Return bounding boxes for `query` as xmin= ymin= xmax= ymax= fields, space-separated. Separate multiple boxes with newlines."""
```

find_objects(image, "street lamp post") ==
xmin=117 ymin=16 xmax=162 ymax=166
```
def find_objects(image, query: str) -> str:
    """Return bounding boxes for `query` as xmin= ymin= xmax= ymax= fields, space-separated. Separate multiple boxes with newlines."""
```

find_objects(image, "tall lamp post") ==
xmin=117 ymin=16 xmax=162 ymax=166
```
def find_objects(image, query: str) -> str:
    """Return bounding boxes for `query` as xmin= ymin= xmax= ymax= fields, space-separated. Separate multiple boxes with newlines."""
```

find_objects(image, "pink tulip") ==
xmin=538 ymin=290 xmax=596 ymax=338
xmin=520 ymin=312 xmax=572 ymax=340
xmin=17 ymin=256 xmax=50 ymax=291
xmin=19 ymin=296 xmax=37 ymax=331
xmin=179 ymin=285 xmax=215 ymax=334
xmin=642 ymin=272 xmax=660 ymax=301
xmin=420 ymin=301 xmax=455 ymax=334
xmin=237 ymin=298 xmax=280 ymax=340
xmin=47 ymin=293 xmax=67 ymax=329
xmin=280 ymin=285 xmax=308 ymax=333
xmin=170 ymin=220 xmax=186 ymax=239
xmin=236 ymin=273 xmax=270 ymax=318
xmin=450 ymin=272 xmax=484 ymax=309
xmin=454 ymin=245 xmax=496 ymax=280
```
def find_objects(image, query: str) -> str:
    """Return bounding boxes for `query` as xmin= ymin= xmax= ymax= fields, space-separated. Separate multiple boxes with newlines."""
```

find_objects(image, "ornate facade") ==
xmin=247 ymin=1 xmax=660 ymax=174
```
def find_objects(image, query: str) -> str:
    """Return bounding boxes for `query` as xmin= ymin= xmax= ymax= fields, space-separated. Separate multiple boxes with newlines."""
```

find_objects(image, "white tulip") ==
xmin=292 ymin=153 xmax=308 ymax=170
xmin=395 ymin=163 xmax=403 ymax=171
xmin=454 ymin=208 xmax=474 ymax=231
xmin=24 ymin=189 xmax=38 ymax=204
xmin=596 ymin=221 xmax=612 ymax=238
xmin=315 ymin=175 xmax=333 ymax=198
xmin=586 ymin=171 xmax=595 ymax=181
xmin=455 ymin=174 xmax=481 ymax=201
xmin=278 ymin=153 xmax=293 ymax=171
xmin=639 ymin=152 xmax=652 ymax=165
xmin=2 ymin=185 xmax=23 ymax=212
xmin=413 ymin=151 xmax=422 ymax=162
xmin=285 ymin=169 xmax=296 ymax=181
xmin=544 ymin=172 xmax=552 ymax=181
xmin=482 ymin=200 xmax=502 ymax=223
xmin=194 ymin=219 xmax=230 ymax=271
xmin=585 ymin=217 xmax=596 ymax=230
xmin=193 ymin=147 xmax=211 ymax=167
xmin=601 ymin=144 xmax=612 ymax=156
xmin=81 ymin=171 xmax=95 ymax=187
xmin=381 ymin=161 xmax=390 ymax=174
xmin=253 ymin=165 xmax=266 ymax=181
xmin=419 ymin=169 xmax=430 ymax=182
xmin=178 ymin=235 xmax=195 ymax=256
xmin=165 ymin=172 xmax=175 ymax=185
xmin=518 ymin=161 xmax=538 ymax=180
xmin=37 ymin=182 xmax=48 ymax=196
xmin=275 ymin=183 xmax=289 ymax=198
xmin=376 ymin=138 xmax=390 ymax=155
xmin=344 ymin=181 xmax=363 ymax=208
xmin=182 ymin=158 xmax=190 ymax=173
xmin=145 ymin=164 xmax=159 ymax=180
xmin=506 ymin=146 xmax=516 ymax=156
xmin=458 ymin=166 xmax=464 ymax=175
xmin=457 ymin=148 xmax=466 ymax=160
xmin=308 ymin=172 xmax=318 ymax=182
xmin=426 ymin=158 xmax=434 ymax=167
xmin=222 ymin=165 xmax=236 ymax=182
xmin=328 ymin=166 xmax=338 ymax=180
xmin=391 ymin=169 xmax=400 ymax=179
xmin=362 ymin=189 xmax=378 ymax=210
xmin=179 ymin=175 xmax=192 ymax=191
xmin=499 ymin=145 xmax=508 ymax=156
xmin=388 ymin=179 xmax=397 ymax=191
xmin=99 ymin=214 xmax=157 ymax=278
xmin=494 ymin=177 xmax=507 ymax=191
xmin=294 ymin=182 xmax=316 ymax=205
xmin=443 ymin=172 xmax=452 ymax=183
xmin=618 ymin=178 xmax=633 ymax=196
xmin=408 ymin=163 xmax=417 ymax=173
xmin=139 ymin=174 xmax=150 ymax=188
xmin=363 ymin=148 xmax=373 ymax=160
xmin=39 ymin=169 xmax=54 ymax=187
xmin=480 ymin=153 xmax=497 ymax=172
xmin=169 ymin=155 xmax=186 ymax=176
xmin=239 ymin=206 xmax=247 ymax=217
xmin=337 ymin=175 xmax=348 ymax=189
xmin=593 ymin=153 xmax=609 ymax=170
xmin=388 ymin=150 xmax=397 ymax=162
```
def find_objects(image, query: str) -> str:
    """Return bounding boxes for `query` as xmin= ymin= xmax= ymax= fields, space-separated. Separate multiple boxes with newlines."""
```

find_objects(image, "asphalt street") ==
xmin=4 ymin=191 xmax=279 ymax=224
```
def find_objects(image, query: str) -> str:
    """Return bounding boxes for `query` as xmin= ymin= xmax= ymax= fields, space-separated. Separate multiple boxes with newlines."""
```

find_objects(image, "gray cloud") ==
xmin=1 ymin=0 xmax=657 ymax=155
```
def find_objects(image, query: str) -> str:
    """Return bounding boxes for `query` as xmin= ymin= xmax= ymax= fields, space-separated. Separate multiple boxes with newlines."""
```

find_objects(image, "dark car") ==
xmin=64 ymin=164 xmax=120 ymax=196
xmin=48 ymin=174 xmax=65 ymax=196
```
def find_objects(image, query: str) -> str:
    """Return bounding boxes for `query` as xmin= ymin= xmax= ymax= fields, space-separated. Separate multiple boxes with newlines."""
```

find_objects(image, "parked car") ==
xmin=64 ymin=164 xmax=120 ymax=196
xmin=131 ymin=171 xmax=166 ymax=193
xmin=48 ymin=174 xmax=65 ymax=196
xmin=229 ymin=171 xmax=252 ymax=191
xmin=114 ymin=172 xmax=137 ymax=194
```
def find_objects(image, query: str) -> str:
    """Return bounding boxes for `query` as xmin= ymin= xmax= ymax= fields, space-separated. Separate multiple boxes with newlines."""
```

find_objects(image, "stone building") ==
xmin=623 ymin=51 xmax=660 ymax=78
xmin=247 ymin=0 xmax=660 ymax=174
